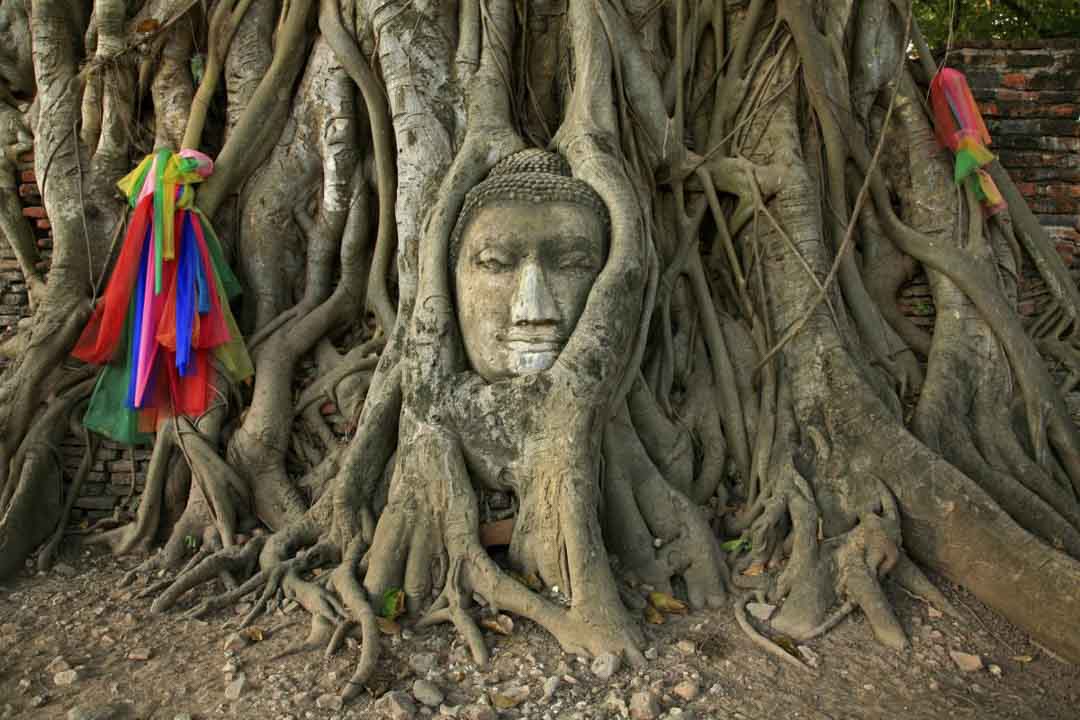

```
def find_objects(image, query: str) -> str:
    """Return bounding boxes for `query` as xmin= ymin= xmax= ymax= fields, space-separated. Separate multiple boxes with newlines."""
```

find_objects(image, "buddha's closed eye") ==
xmin=474 ymin=247 xmax=514 ymax=272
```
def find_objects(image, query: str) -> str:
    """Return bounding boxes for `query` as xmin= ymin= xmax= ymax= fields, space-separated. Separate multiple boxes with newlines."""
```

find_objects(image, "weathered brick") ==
xmin=1005 ymin=52 xmax=1055 ymax=69
xmin=1001 ymin=72 xmax=1028 ymax=89
xmin=20 ymin=206 xmax=46 ymax=219
xmin=1027 ymin=72 xmax=1080 ymax=92
xmin=74 ymin=496 xmax=116 ymax=510
xmin=1016 ymin=183 xmax=1038 ymax=199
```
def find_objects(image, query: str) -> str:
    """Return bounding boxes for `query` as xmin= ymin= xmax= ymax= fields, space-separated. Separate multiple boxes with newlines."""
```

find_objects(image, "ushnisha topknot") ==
xmin=450 ymin=149 xmax=611 ymax=266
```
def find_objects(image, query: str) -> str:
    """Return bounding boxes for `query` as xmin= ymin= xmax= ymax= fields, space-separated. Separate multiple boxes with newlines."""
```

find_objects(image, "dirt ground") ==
xmin=0 ymin=544 xmax=1077 ymax=720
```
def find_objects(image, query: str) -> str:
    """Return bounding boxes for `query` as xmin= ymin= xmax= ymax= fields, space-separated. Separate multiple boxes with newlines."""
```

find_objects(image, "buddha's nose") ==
xmin=511 ymin=261 xmax=561 ymax=326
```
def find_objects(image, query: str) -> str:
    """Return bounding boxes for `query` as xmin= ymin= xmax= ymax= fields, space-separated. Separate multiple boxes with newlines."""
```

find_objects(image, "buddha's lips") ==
xmin=505 ymin=339 xmax=564 ymax=353
xmin=499 ymin=331 xmax=567 ymax=353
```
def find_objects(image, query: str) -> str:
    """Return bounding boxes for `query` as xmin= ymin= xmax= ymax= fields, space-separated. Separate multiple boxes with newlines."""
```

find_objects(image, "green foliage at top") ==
xmin=914 ymin=0 xmax=1080 ymax=47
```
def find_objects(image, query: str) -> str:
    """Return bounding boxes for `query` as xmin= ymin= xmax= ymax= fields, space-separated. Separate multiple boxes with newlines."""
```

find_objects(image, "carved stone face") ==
xmin=453 ymin=200 xmax=608 ymax=382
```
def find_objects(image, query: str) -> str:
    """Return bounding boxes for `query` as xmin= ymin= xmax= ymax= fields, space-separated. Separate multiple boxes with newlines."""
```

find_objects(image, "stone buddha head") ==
xmin=451 ymin=150 xmax=610 ymax=383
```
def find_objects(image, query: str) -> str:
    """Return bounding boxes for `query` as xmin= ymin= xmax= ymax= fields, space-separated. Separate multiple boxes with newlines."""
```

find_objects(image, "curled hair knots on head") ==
xmin=450 ymin=149 xmax=611 ymax=268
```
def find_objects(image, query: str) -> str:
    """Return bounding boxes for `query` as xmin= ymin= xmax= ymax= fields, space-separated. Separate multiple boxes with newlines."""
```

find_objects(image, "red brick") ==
xmin=993 ymin=89 xmax=1037 ymax=102
xmin=1002 ymin=73 xmax=1028 ymax=89
xmin=20 ymin=206 xmax=46 ymax=219
xmin=35 ymin=219 xmax=50 ymax=231
xmin=19 ymin=169 xmax=35 ymax=183
xmin=17 ymin=183 xmax=38 ymax=199
xmin=17 ymin=151 xmax=33 ymax=164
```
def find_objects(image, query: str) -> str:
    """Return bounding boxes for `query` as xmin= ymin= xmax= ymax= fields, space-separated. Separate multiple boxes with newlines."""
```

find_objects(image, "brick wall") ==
xmin=899 ymin=39 xmax=1080 ymax=338
xmin=953 ymin=39 xmax=1080 ymax=242
xmin=0 ymin=152 xmax=47 ymax=338
xmin=1 ymin=155 xmax=146 ymax=525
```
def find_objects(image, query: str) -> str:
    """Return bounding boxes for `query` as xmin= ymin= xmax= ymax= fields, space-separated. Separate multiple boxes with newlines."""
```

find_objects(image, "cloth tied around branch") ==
xmin=72 ymin=148 xmax=253 ymax=444
xmin=929 ymin=68 xmax=1007 ymax=216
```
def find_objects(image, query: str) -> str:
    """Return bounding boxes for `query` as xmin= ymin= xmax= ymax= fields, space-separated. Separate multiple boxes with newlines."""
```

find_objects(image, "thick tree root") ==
xmin=151 ymin=535 xmax=266 ymax=613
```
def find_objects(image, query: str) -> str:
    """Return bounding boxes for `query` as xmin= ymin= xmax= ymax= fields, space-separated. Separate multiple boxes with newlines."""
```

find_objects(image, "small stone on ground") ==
xmin=591 ymin=652 xmax=620 ymax=680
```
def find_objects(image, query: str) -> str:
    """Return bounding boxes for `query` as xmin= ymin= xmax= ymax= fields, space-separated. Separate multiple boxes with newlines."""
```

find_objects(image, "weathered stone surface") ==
xmin=673 ymin=678 xmax=700 ymax=701
xmin=66 ymin=703 xmax=131 ymax=720
xmin=375 ymin=691 xmax=417 ymax=720
xmin=591 ymin=652 xmax=620 ymax=680
xmin=54 ymin=670 xmax=80 ymax=686
xmin=224 ymin=673 xmax=247 ymax=700
xmin=412 ymin=678 xmax=444 ymax=707
xmin=746 ymin=602 xmax=776 ymax=622
xmin=950 ymin=650 xmax=984 ymax=672
xmin=629 ymin=690 xmax=660 ymax=720
xmin=222 ymin=633 xmax=249 ymax=653
xmin=315 ymin=693 xmax=343 ymax=711
xmin=490 ymin=683 xmax=529 ymax=710
xmin=461 ymin=705 xmax=496 ymax=720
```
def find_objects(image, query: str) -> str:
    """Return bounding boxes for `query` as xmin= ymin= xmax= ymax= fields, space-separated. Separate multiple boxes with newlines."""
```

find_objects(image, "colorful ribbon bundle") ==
xmin=929 ymin=68 xmax=1007 ymax=215
xmin=73 ymin=149 xmax=253 ymax=444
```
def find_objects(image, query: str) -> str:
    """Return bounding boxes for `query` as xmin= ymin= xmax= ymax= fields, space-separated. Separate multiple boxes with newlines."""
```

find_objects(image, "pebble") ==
xmin=591 ymin=652 xmax=620 ymax=680
xmin=629 ymin=690 xmax=660 ymax=720
xmin=746 ymin=603 xmax=776 ymax=622
xmin=604 ymin=691 xmax=628 ymax=715
xmin=29 ymin=696 xmax=47 ymax=709
xmin=644 ymin=647 xmax=658 ymax=661
xmin=490 ymin=684 xmax=529 ymax=709
xmin=127 ymin=648 xmax=152 ymax=661
xmin=54 ymin=670 xmax=80 ymax=686
xmin=797 ymin=645 xmax=819 ymax=667
xmin=676 ymin=640 xmax=696 ymax=655
xmin=949 ymin=650 xmax=983 ymax=672
xmin=413 ymin=679 xmax=445 ymax=707
xmin=66 ymin=704 xmax=129 ymax=720
xmin=462 ymin=705 xmax=496 ymax=720
xmin=46 ymin=656 xmax=72 ymax=674
xmin=376 ymin=691 xmax=418 ymax=720
xmin=410 ymin=652 xmax=438 ymax=675
xmin=673 ymin=679 xmax=700 ymax=701
xmin=53 ymin=563 xmax=78 ymax=578
xmin=223 ymin=633 xmax=249 ymax=653
xmin=225 ymin=673 xmax=247 ymax=700
xmin=541 ymin=675 xmax=561 ymax=701
xmin=315 ymin=693 xmax=344 ymax=711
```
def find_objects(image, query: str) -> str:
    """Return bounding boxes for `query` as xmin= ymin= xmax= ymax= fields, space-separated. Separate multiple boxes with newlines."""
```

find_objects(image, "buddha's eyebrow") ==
xmin=476 ymin=233 xmax=526 ymax=246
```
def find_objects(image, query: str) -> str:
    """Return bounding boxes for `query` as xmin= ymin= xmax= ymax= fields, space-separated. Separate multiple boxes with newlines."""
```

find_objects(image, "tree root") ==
xmin=151 ymin=533 xmax=266 ymax=613
xmin=735 ymin=592 xmax=812 ymax=672
xmin=38 ymin=428 xmax=97 ymax=573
